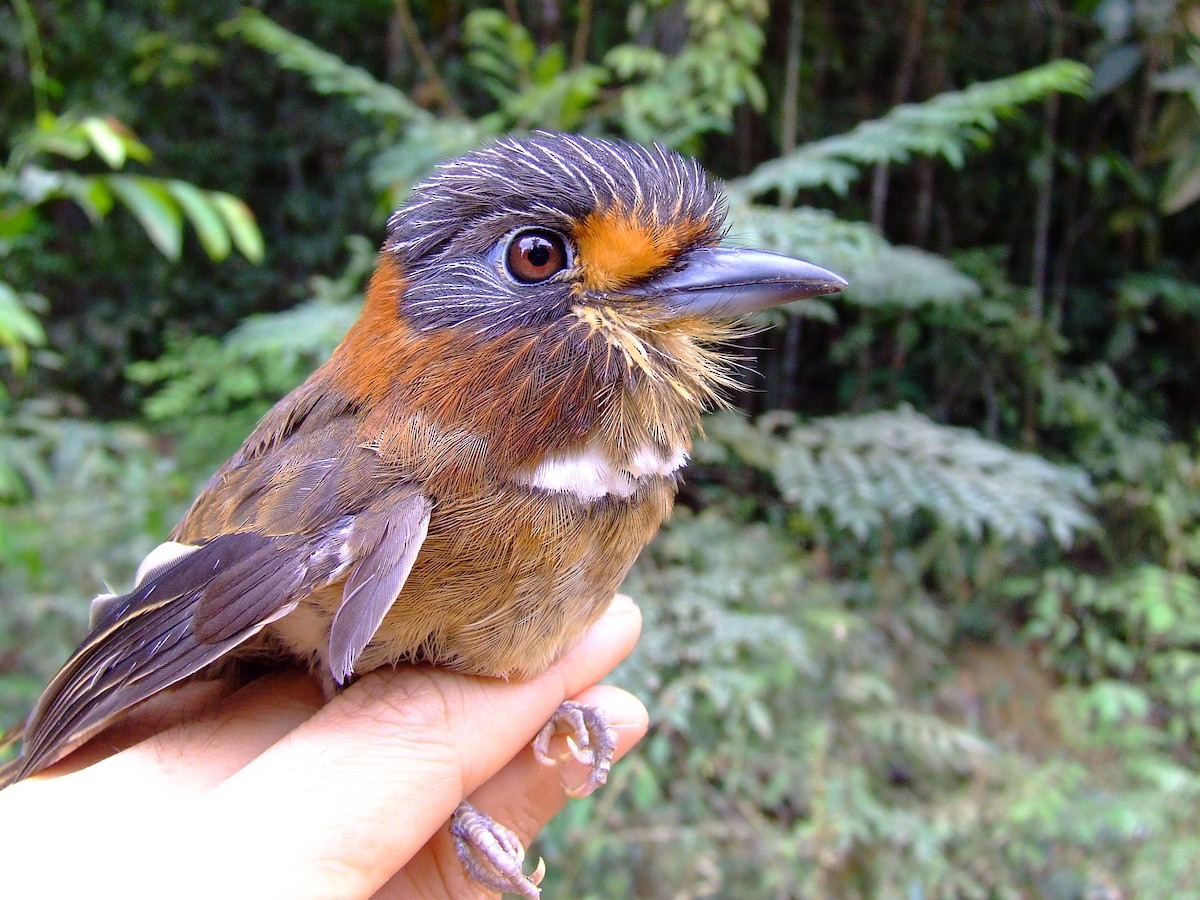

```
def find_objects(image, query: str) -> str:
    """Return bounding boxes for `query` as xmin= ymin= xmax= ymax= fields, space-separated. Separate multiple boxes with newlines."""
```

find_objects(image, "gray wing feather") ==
xmin=328 ymin=496 xmax=432 ymax=684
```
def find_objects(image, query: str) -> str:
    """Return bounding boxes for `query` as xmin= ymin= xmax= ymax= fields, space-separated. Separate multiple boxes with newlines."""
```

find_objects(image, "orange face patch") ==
xmin=573 ymin=206 xmax=713 ymax=293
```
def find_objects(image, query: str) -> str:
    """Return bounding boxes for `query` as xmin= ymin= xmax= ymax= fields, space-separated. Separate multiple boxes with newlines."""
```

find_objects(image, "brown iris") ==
xmin=505 ymin=229 xmax=569 ymax=283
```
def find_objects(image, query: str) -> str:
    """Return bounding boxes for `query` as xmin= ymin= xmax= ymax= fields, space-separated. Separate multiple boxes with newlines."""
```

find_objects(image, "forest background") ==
xmin=3 ymin=1 xmax=1199 ymax=896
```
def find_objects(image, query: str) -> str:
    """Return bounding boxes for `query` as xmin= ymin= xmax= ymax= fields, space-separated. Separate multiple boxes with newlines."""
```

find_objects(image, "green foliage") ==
xmin=126 ymin=235 xmax=374 ymax=469
xmin=1031 ymin=566 xmax=1200 ymax=682
xmin=220 ymin=9 xmax=430 ymax=126
xmin=731 ymin=60 xmax=1091 ymax=200
xmin=0 ymin=282 xmax=45 ymax=376
xmin=1117 ymin=270 xmax=1200 ymax=319
xmin=131 ymin=299 xmax=357 ymax=425
xmin=1 ymin=113 xmax=263 ymax=263
xmin=607 ymin=0 xmax=768 ymax=149
xmin=1152 ymin=42 xmax=1200 ymax=214
xmin=464 ymin=10 xmax=609 ymax=131
xmin=222 ymin=7 xmax=483 ymax=205
xmin=1092 ymin=0 xmax=1200 ymax=215
xmin=227 ymin=0 xmax=772 ymax=195
xmin=0 ymin=108 xmax=264 ymax=498
xmin=700 ymin=407 xmax=1095 ymax=545
xmin=0 ymin=416 xmax=188 ymax=699
xmin=541 ymin=508 xmax=1199 ymax=898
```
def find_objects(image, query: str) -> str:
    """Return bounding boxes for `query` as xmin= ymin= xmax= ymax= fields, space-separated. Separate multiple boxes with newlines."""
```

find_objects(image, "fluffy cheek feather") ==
xmin=329 ymin=252 xmax=738 ymax=481
xmin=329 ymin=258 xmax=610 ymax=472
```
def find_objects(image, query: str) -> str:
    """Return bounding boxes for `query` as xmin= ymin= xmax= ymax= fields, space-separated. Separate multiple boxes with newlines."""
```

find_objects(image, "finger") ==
xmin=10 ymin=673 xmax=326 ymax=827
xmin=32 ymin=679 xmax=228 ymax=778
xmin=187 ymin=594 xmax=642 ymax=899
xmin=380 ymin=684 xmax=649 ymax=900
xmin=77 ymin=672 xmax=325 ymax=796
xmin=0 ymin=679 xmax=231 ymax=823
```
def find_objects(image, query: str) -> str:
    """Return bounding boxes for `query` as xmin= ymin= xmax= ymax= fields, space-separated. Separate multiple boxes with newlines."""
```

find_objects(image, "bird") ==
xmin=0 ymin=131 xmax=845 ymax=896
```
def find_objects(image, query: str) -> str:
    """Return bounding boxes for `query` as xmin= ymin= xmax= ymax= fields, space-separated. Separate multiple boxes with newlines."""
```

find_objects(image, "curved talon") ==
xmin=533 ymin=700 xmax=618 ymax=798
xmin=451 ymin=801 xmax=542 ymax=898
xmin=565 ymin=735 xmax=594 ymax=766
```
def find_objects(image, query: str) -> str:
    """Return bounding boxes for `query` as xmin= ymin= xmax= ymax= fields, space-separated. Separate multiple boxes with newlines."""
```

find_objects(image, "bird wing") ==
xmin=11 ymin=531 xmax=335 ymax=781
xmin=178 ymin=383 xmax=435 ymax=682
xmin=329 ymin=496 xmax=432 ymax=684
xmin=7 ymin=380 xmax=434 ymax=783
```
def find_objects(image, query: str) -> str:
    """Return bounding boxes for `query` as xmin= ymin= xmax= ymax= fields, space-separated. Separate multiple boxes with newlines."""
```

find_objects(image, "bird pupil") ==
xmin=526 ymin=239 xmax=550 ymax=268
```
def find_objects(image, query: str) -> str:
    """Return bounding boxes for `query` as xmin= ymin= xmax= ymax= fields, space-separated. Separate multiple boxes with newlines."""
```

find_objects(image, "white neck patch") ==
xmin=521 ymin=445 xmax=689 ymax=501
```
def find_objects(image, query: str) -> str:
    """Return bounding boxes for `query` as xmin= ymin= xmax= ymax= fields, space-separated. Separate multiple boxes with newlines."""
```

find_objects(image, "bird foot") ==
xmin=450 ymin=703 xmax=615 ymax=895
xmin=532 ymin=700 xmax=617 ymax=798
xmin=451 ymin=801 xmax=545 ymax=898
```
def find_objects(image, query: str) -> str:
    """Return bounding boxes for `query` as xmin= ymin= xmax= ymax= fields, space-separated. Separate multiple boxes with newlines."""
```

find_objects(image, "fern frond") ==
xmin=730 ymin=60 xmax=1090 ymax=201
xmin=219 ymin=10 xmax=491 ymax=199
xmin=854 ymin=709 xmax=993 ymax=778
xmin=130 ymin=298 xmax=361 ymax=424
xmin=221 ymin=9 xmax=431 ymax=126
xmin=703 ymin=407 xmax=1096 ymax=545
xmin=129 ymin=238 xmax=375 ymax=423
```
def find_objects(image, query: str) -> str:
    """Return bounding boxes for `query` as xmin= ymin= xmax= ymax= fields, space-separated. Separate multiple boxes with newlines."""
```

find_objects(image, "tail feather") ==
xmin=3 ymin=531 xmax=338 ymax=786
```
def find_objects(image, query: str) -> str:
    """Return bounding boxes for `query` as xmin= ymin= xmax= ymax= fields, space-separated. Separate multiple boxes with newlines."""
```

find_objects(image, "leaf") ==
xmin=1082 ymin=680 xmax=1151 ymax=725
xmin=0 ymin=281 xmax=46 ymax=373
xmin=57 ymin=173 xmax=115 ymax=223
xmin=80 ymin=116 xmax=129 ymax=168
xmin=629 ymin=761 xmax=661 ymax=809
xmin=166 ymin=180 xmax=232 ymax=260
xmin=1159 ymin=143 xmax=1200 ymax=215
xmin=0 ymin=206 xmax=39 ymax=240
xmin=107 ymin=175 xmax=184 ymax=259
xmin=710 ymin=406 xmax=1096 ymax=546
xmin=209 ymin=192 xmax=264 ymax=263
xmin=222 ymin=10 xmax=429 ymax=126
xmin=26 ymin=112 xmax=90 ymax=162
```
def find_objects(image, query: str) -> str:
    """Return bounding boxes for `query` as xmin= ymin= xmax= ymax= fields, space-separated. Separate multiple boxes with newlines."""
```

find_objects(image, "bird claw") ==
xmin=448 ymin=704 xmax=614 ymax=894
xmin=532 ymin=700 xmax=617 ymax=798
xmin=451 ymin=801 xmax=545 ymax=898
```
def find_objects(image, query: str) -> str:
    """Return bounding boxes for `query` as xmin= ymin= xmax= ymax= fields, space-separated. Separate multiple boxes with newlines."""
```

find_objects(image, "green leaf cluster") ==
xmin=731 ymin=60 xmax=1090 ymax=200
xmin=700 ymin=406 xmax=1095 ymax=545
xmin=2 ymin=113 xmax=262 ymax=263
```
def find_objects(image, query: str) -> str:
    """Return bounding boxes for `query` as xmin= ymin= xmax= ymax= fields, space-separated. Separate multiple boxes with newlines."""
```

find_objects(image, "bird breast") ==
xmin=271 ymin=475 xmax=677 ymax=680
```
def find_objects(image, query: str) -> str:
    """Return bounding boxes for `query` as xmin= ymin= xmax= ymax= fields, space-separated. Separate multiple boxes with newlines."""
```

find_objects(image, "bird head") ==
xmin=329 ymin=132 xmax=845 ymax=473
xmin=383 ymin=131 xmax=844 ymax=332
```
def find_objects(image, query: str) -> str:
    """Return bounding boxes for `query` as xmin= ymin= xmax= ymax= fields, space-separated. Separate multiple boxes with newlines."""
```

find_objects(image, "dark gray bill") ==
xmin=638 ymin=246 xmax=847 ymax=318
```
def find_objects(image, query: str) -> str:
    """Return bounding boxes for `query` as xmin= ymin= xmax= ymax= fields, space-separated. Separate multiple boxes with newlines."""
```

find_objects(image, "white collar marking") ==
xmin=522 ymin=445 xmax=689 ymax=501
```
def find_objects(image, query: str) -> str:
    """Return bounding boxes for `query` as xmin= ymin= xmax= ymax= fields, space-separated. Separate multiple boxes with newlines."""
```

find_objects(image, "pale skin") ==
xmin=0 ymin=594 xmax=647 ymax=898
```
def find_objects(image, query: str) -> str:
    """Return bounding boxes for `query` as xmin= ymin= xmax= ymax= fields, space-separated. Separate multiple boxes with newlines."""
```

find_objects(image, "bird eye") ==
xmin=505 ymin=229 xmax=569 ymax=283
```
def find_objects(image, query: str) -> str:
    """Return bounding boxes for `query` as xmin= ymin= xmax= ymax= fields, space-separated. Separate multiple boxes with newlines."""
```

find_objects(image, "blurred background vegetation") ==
xmin=3 ymin=0 xmax=1200 ymax=896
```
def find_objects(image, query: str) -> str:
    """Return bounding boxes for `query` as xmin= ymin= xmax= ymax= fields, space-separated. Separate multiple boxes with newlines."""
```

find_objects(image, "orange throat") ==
xmin=327 ymin=254 xmax=742 ymax=483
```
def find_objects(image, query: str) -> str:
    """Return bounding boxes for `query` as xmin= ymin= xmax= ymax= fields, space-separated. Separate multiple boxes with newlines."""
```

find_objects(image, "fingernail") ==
xmin=608 ymin=593 xmax=638 ymax=615
xmin=577 ymin=687 xmax=649 ymax=732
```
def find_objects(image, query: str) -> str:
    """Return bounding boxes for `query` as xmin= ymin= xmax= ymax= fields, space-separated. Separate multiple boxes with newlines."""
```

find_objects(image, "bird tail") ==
xmin=0 ymin=723 xmax=26 ymax=790
xmin=10 ymin=532 xmax=333 ymax=784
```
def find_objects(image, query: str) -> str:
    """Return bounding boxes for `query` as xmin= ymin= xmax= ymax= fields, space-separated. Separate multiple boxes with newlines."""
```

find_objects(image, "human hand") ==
xmin=0 ymin=594 xmax=647 ymax=898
